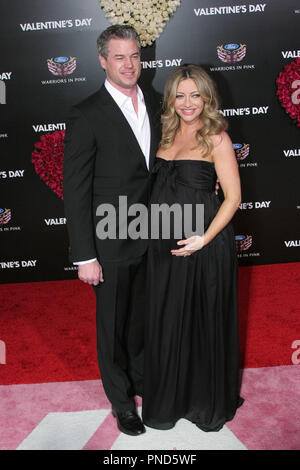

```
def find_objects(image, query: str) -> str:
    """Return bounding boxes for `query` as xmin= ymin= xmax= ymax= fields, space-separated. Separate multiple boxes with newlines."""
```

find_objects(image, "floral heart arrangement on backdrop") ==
xmin=99 ymin=0 xmax=181 ymax=46
xmin=276 ymin=57 xmax=300 ymax=127
xmin=31 ymin=130 xmax=65 ymax=199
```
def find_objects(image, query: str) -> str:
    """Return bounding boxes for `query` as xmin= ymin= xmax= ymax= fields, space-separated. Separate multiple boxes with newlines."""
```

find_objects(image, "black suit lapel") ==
xmin=143 ymin=90 xmax=159 ymax=172
xmin=96 ymin=85 xmax=149 ymax=172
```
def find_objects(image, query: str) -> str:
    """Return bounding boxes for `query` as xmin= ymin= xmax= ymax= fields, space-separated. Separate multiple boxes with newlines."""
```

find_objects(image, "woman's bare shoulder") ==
xmin=210 ymin=130 xmax=232 ymax=148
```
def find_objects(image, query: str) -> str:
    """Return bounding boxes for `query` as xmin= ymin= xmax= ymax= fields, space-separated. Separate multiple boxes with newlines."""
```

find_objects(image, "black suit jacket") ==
xmin=63 ymin=84 xmax=161 ymax=263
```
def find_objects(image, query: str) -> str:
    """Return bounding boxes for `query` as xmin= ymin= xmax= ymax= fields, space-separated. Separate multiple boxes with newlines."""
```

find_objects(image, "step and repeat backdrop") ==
xmin=1 ymin=0 xmax=299 ymax=283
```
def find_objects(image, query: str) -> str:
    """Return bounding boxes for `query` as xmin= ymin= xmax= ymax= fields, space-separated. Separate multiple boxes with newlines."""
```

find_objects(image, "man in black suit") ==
xmin=63 ymin=25 xmax=160 ymax=436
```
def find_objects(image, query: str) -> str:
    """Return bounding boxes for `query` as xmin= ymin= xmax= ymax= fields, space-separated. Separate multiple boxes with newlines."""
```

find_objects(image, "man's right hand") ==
xmin=78 ymin=260 xmax=104 ymax=286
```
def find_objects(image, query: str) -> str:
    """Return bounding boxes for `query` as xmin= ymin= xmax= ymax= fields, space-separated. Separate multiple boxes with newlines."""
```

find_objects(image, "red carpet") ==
xmin=0 ymin=262 xmax=299 ymax=385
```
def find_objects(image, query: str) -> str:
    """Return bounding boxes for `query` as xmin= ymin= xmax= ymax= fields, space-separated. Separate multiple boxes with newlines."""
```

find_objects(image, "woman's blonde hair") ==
xmin=160 ymin=64 xmax=228 ymax=157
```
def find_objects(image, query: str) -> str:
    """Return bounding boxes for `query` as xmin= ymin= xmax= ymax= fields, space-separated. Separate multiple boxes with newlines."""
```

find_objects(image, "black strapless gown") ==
xmin=142 ymin=157 xmax=244 ymax=432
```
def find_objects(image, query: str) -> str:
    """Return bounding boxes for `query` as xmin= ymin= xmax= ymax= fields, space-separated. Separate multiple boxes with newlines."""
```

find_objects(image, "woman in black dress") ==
xmin=142 ymin=65 xmax=244 ymax=432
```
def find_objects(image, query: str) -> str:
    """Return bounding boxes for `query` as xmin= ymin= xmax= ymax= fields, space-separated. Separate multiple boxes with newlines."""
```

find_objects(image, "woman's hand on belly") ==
xmin=171 ymin=235 xmax=205 ymax=257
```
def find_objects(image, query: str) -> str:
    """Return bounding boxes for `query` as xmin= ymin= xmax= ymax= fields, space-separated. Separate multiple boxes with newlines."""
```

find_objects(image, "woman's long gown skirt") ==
xmin=142 ymin=158 xmax=244 ymax=432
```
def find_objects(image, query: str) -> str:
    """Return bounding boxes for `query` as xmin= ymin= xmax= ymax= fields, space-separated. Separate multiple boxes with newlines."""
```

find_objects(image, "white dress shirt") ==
xmin=75 ymin=79 xmax=151 ymax=265
xmin=104 ymin=79 xmax=151 ymax=167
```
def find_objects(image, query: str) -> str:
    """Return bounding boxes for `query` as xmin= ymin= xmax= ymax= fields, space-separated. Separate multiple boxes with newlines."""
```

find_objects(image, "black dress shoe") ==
xmin=112 ymin=408 xmax=146 ymax=436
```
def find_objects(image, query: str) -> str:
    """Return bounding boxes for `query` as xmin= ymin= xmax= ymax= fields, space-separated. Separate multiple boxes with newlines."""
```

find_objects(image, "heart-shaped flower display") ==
xmin=276 ymin=58 xmax=300 ymax=127
xmin=32 ymin=130 xmax=65 ymax=199
xmin=99 ymin=0 xmax=181 ymax=46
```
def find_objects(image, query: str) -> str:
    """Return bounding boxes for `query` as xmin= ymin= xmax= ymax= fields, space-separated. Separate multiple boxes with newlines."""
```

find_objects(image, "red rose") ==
xmin=32 ymin=130 xmax=65 ymax=199
xmin=276 ymin=58 xmax=300 ymax=127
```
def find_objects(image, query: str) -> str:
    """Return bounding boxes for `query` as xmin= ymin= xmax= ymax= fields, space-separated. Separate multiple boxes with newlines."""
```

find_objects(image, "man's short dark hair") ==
xmin=97 ymin=25 xmax=141 ymax=59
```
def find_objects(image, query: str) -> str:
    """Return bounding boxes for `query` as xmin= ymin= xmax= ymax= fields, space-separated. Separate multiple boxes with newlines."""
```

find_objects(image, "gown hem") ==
xmin=143 ymin=396 xmax=244 ymax=432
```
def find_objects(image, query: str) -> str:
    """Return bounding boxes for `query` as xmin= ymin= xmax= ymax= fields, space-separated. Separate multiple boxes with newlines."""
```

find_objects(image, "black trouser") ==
xmin=93 ymin=253 xmax=147 ymax=412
